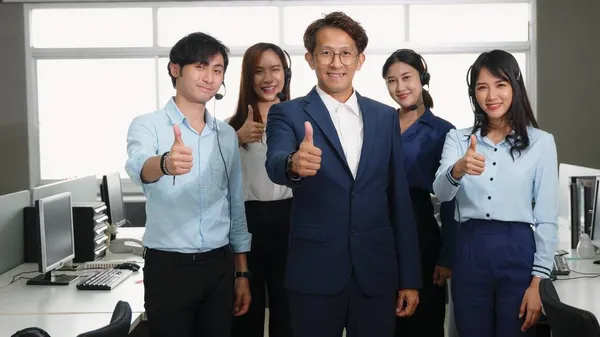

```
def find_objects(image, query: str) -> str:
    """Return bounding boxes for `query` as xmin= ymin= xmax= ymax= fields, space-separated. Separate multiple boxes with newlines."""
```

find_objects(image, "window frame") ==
xmin=24 ymin=0 xmax=537 ymax=200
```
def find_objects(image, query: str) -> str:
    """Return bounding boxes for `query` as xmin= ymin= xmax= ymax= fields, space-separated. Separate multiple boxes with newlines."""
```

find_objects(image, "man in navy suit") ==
xmin=265 ymin=11 xmax=422 ymax=337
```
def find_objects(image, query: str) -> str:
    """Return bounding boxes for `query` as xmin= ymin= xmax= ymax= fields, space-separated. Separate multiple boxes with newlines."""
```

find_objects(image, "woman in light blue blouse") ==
xmin=433 ymin=50 xmax=559 ymax=337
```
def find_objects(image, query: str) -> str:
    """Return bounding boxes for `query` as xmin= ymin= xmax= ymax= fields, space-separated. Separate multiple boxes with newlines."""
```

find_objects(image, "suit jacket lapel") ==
xmin=355 ymin=92 xmax=376 ymax=182
xmin=303 ymin=87 xmax=350 ymax=174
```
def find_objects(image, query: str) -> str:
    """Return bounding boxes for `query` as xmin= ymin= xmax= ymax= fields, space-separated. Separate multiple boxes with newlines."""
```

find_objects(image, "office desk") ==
xmin=0 ymin=228 xmax=146 ymax=315
xmin=553 ymin=243 xmax=600 ymax=318
xmin=0 ymin=312 xmax=143 ymax=337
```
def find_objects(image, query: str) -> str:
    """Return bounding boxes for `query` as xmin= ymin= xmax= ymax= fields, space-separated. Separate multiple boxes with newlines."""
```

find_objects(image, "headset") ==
xmin=392 ymin=49 xmax=430 ymax=111
xmin=212 ymin=83 xmax=233 ymax=249
xmin=466 ymin=51 xmax=523 ymax=124
xmin=276 ymin=49 xmax=292 ymax=101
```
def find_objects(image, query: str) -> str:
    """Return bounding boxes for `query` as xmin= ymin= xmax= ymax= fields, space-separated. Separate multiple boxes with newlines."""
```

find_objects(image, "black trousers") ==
xmin=143 ymin=245 xmax=234 ymax=337
xmin=232 ymin=198 xmax=293 ymax=337
xmin=395 ymin=191 xmax=446 ymax=337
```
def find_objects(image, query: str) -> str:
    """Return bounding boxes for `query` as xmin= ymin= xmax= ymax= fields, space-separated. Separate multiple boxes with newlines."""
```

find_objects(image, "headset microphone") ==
xmin=407 ymin=101 xmax=424 ymax=111
xmin=276 ymin=49 xmax=292 ymax=101
xmin=215 ymin=82 xmax=226 ymax=101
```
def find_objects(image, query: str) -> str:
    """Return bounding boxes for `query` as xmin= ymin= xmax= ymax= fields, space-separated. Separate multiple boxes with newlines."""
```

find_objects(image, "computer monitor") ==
xmin=100 ymin=172 xmax=127 ymax=227
xmin=591 ymin=177 xmax=600 ymax=248
xmin=27 ymin=192 xmax=79 ymax=286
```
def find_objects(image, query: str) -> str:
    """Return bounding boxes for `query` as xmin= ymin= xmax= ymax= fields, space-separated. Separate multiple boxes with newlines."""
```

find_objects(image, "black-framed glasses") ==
xmin=313 ymin=50 xmax=359 ymax=66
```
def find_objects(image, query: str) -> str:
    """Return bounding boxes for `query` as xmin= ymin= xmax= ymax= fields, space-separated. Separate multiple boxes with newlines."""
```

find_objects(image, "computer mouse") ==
xmin=593 ymin=260 xmax=600 ymax=265
xmin=114 ymin=262 xmax=141 ymax=272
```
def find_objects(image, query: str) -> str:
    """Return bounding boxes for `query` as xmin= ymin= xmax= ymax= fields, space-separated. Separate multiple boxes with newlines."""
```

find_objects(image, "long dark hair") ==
xmin=467 ymin=50 xmax=537 ymax=159
xmin=381 ymin=49 xmax=433 ymax=109
xmin=228 ymin=43 xmax=290 ymax=136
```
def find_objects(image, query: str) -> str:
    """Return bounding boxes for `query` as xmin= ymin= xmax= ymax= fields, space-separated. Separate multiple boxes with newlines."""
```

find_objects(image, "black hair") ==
xmin=467 ymin=49 xmax=538 ymax=159
xmin=167 ymin=32 xmax=230 ymax=88
xmin=382 ymin=49 xmax=433 ymax=109
xmin=303 ymin=11 xmax=368 ymax=54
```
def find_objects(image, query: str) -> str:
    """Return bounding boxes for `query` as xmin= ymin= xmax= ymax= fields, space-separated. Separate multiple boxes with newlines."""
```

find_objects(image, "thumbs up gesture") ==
xmin=452 ymin=135 xmax=486 ymax=179
xmin=166 ymin=124 xmax=193 ymax=175
xmin=291 ymin=122 xmax=322 ymax=177
xmin=236 ymin=105 xmax=265 ymax=145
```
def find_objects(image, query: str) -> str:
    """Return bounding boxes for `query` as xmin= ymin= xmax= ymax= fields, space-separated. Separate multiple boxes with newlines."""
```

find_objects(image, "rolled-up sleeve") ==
xmin=125 ymin=117 xmax=158 ymax=186
xmin=228 ymin=133 xmax=252 ymax=253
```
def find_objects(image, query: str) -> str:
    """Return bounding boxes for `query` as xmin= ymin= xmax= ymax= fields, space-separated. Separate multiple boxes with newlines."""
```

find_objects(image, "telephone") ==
xmin=109 ymin=238 xmax=144 ymax=256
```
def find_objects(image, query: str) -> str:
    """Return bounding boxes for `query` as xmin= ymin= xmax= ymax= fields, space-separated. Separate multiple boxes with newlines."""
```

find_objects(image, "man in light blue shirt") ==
xmin=125 ymin=32 xmax=251 ymax=337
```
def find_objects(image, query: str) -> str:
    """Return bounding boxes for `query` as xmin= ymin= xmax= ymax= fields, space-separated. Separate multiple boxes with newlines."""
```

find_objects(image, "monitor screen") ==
xmin=37 ymin=192 xmax=75 ymax=273
xmin=102 ymin=172 xmax=126 ymax=227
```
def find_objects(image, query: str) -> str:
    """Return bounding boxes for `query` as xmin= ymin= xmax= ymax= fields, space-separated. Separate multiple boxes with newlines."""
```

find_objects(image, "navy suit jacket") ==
xmin=265 ymin=87 xmax=422 ymax=296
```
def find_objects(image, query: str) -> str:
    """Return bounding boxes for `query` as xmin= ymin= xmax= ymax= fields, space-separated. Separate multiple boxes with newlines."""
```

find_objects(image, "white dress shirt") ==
xmin=235 ymin=122 xmax=293 ymax=202
xmin=315 ymin=85 xmax=363 ymax=178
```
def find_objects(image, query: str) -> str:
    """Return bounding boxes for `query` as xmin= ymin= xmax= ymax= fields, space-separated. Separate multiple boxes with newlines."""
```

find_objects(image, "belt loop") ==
xmin=508 ymin=221 xmax=514 ymax=235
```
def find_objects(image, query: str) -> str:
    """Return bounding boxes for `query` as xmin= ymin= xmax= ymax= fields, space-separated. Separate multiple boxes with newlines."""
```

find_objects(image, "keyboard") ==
xmin=76 ymin=269 xmax=133 ymax=291
xmin=552 ymin=254 xmax=571 ymax=276
xmin=77 ymin=260 xmax=138 ymax=270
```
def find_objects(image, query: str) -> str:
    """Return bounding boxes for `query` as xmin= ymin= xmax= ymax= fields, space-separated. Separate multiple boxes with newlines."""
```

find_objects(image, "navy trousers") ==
xmin=452 ymin=219 xmax=536 ymax=337
xmin=288 ymin=275 xmax=396 ymax=337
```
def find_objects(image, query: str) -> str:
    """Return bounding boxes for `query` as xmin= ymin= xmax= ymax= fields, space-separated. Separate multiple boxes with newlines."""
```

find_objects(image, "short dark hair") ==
xmin=167 ymin=32 xmax=230 ymax=88
xmin=303 ymin=11 xmax=368 ymax=54
xmin=382 ymin=49 xmax=434 ymax=109
xmin=467 ymin=49 xmax=537 ymax=159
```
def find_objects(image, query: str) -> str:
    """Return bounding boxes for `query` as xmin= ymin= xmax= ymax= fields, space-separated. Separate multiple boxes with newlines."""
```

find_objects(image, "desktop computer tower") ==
xmin=24 ymin=201 xmax=111 ymax=263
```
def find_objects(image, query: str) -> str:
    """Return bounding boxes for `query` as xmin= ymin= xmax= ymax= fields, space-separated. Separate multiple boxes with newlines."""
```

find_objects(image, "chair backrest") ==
xmin=11 ymin=327 xmax=51 ymax=337
xmin=77 ymin=301 xmax=132 ymax=337
xmin=539 ymin=278 xmax=600 ymax=337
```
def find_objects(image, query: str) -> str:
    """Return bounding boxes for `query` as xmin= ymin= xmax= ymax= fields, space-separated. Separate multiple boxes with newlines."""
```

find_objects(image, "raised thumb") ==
xmin=173 ymin=124 xmax=184 ymax=145
xmin=303 ymin=121 xmax=313 ymax=144
xmin=469 ymin=135 xmax=477 ymax=151
xmin=246 ymin=105 xmax=254 ymax=121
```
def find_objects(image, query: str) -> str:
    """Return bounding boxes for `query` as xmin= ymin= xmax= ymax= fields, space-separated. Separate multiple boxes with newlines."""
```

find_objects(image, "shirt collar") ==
xmin=315 ymin=85 xmax=360 ymax=116
xmin=418 ymin=108 xmax=435 ymax=127
xmin=165 ymin=97 xmax=217 ymax=131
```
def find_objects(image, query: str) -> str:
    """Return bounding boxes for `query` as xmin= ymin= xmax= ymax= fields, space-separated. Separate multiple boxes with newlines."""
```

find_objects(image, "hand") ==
xmin=519 ymin=282 xmax=542 ymax=332
xmin=166 ymin=125 xmax=193 ymax=175
xmin=236 ymin=105 xmax=265 ymax=144
xmin=433 ymin=266 xmax=452 ymax=286
xmin=396 ymin=289 xmax=419 ymax=317
xmin=452 ymin=135 xmax=486 ymax=179
xmin=233 ymin=277 xmax=252 ymax=316
xmin=291 ymin=122 xmax=322 ymax=177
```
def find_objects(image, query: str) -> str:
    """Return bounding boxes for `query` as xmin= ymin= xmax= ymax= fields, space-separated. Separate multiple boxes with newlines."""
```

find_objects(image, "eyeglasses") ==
xmin=313 ymin=50 xmax=359 ymax=66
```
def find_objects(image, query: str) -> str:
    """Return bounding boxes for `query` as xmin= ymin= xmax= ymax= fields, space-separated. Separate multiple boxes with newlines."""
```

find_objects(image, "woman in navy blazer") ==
xmin=382 ymin=49 xmax=457 ymax=337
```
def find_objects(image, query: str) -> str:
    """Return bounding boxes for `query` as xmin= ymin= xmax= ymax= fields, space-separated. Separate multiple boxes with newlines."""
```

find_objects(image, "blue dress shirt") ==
xmin=401 ymin=109 xmax=457 ymax=268
xmin=125 ymin=98 xmax=251 ymax=254
xmin=433 ymin=126 xmax=559 ymax=278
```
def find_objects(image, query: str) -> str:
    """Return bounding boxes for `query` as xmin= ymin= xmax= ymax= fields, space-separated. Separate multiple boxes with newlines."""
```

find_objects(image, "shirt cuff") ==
xmin=532 ymin=264 xmax=552 ymax=278
xmin=446 ymin=165 xmax=462 ymax=187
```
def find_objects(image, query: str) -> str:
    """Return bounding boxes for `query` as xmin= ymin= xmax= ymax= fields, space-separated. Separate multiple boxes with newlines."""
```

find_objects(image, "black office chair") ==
xmin=77 ymin=300 xmax=132 ymax=337
xmin=539 ymin=278 xmax=600 ymax=337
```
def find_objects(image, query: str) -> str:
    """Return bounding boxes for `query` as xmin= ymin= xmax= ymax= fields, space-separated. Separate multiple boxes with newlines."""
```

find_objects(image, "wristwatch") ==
xmin=234 ymin=271 xmax=252 ymax=279
xmin=286 ymin=152 xmax=301 ymax=181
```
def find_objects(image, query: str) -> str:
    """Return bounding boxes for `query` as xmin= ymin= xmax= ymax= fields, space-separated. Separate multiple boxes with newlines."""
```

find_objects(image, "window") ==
xmin=157 ymin=7 xmax=279 ymax=47
xmin=283 ymin=5 xmax=405 ymax=49
xmin=409 ymin=3 xmax=530 ymax=45
xmin=31 ymin=8 xmax=153 ymax=48
xmin=26 ymin=1 xmax=535 ymax=192
xmin=37 ymin=59 xmax=156 ymax=180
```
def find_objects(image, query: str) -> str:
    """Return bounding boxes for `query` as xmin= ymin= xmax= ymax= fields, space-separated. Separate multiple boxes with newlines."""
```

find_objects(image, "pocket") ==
xmin=290 ymin=225 xmax=327 ymax=242
xmin=209 ymin=160 xmax=227 ymax=191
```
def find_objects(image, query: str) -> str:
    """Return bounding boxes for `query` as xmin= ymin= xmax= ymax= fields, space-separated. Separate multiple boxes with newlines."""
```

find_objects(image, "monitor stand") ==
xmin=26 ymin=271 xmax=79 ymax=286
